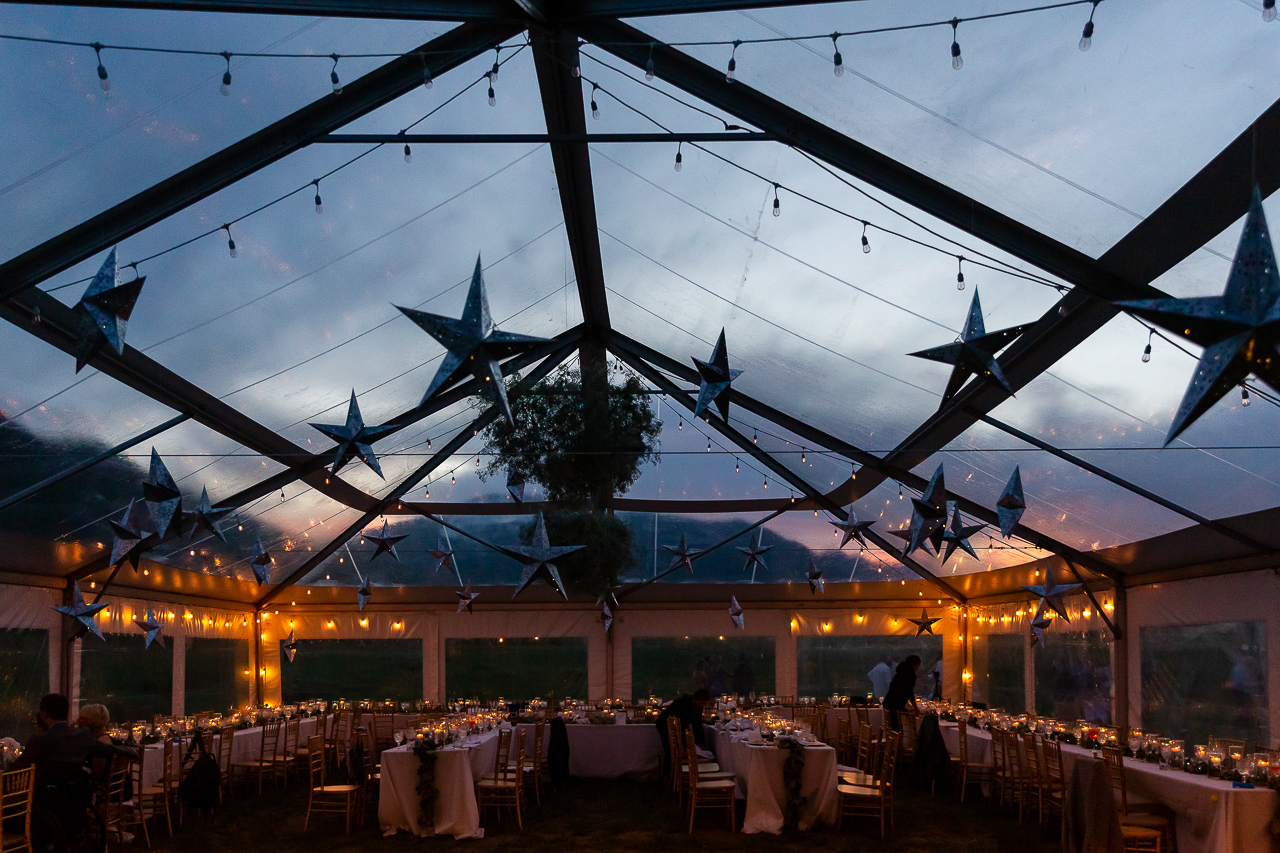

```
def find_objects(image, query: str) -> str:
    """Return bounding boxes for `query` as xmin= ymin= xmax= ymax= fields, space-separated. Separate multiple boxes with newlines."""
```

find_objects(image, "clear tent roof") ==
xmin=2 ymin=0 xmax=1280 ymax=601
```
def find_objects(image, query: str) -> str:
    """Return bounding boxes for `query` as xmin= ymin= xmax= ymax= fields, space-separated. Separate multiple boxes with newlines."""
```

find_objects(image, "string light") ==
xmin=329 ymin=54 xmax=342 ymax=93
xmin=1242 ymin=385 xmax=1251 ymax=407
xmin=801 ymin=450 xmax=806 ymax=463
xmin=707 ymin=439 xmax=712 ymax=452
xmin=949 ymin=19 xmax=963 ymax=70
xmin=956 ymin=256 xmax=966 ymax=291
xmin=222 ymin=225 xmax=236 ymax=258
xmin=220 ymin=51 xmax=232 ymax=96
xmin=451 ymin=473 xmax=455 ymax=484
xmin=421 ymin=57 xmax=433 ymax=88
xmin=490 ymin=47 xmax=501 ymax=80
xmin=1079 ymin=1 xmax=1099 ymax=49
xmin=735 ymin=458 xmax=740 ymax=473
xmin=726 ymin=39 xmax=741 ymax=81
xmin=1141 ymin=329 xmax=1153 ymax=363
xmin=645 ymin=42 xmax=655 ymax=79
xmin=403 ymin=139 xmax=412 ymax=163
xmin=772 ymin=183 xmax=781 ymax=217
xmin=91 ymin=42 xmax=110 ymax=94
xmin=1267 ymin=0 xmax=1277 ymax=21
xmin=590 ymin=83 xmax=600 ymax=119
xmin=830 ymin=33 xmax=843 ymax=76
xmin=752 ymin=429 xmax=758 ymax=444
xmin=674 ymin=142 xmax=683 ymax=172
xmin=861 ymin=222 xmax=871 ymax=253
xmin=898 ymin=483 xmax=903 ymax=499
xmin=486 ymin=71 xmax=496 ymax=106
xmin=312 ymin=180 xmax=323 ymax=214
xmin=678 ymin=417 xmax=683 ymax=430
xmin=279 ymin=489 xmax=285 ymax=502
xmin=572 ymin=54 xmax=581 ymax=78
xmin=763 ymin=477 xmax=768 ymax=489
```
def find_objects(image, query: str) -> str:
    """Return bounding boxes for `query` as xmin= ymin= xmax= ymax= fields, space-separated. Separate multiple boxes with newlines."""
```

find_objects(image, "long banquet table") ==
xmin=711 ymin=728 xmax=839 ymax=834
xmin=140 ymin=715 xmax=328 ymax=792
xmin=938 ymin=722 xmax=1278 ymax=853
xmin=379 ymin=729 xmax=501 ymax=839
xmin=517 ymin=721 xmax=664 ymax=780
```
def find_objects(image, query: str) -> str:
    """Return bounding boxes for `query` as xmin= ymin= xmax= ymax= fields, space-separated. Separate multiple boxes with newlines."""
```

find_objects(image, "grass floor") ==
xmin=147 ymin=775 xmax=1064 ymax=853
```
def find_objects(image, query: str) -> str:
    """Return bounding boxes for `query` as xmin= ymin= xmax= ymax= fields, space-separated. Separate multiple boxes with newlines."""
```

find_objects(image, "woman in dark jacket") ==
xmin=882 ymin=655 xmax=922 ymax=732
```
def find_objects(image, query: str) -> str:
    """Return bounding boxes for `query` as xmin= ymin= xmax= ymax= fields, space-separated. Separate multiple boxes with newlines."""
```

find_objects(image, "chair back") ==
xmin=1022 ymin=732 xmax=1041 ymax=783
xmin=1100 ymin=745 xmax=1130 ymax=814
xmin=957 ymin=720 xmax=970 ymax=763
xmin=105 ymin=754 xmax=130 ymax=806
xmin=1003 ymin=730 xmax=1024 ymax=783
xmin=878 ymin=729 xmax=901 ymax=793
xmin=667 ymin=716 xmax=683 ymax=770
xmin=282 ymin=718 xmax=300 ymax=757
xmin=901 ymin=714 xmax=919 ymax=754
xmin=330 ymin=710 xmax=349 ymax=760
xmin=306 ymin=735 xmax=326 ymax=788
xmin=261 ymin=719 xmax=283 ymax=764
xmin=683 ymin=728 xmax=702 ymax=787
xmin=856 ymin=723 xmax=873 ymax=773
xmin=217 ymin=725 xmax=235 ymax=775
xmin=161 ymin=736 xmax=178 ymax=791
xmin=373 ymin=714 xmax=393 ymax=744
xmin=855 ymin=706 xmax=870 ymax=729
xmin=991 ymin=726 xmax=1007 ymax=775
xmin=1043 ymin=738 xmax=1065 ymax=789
xmin=492 ymin=728 xmax=513 ymax=779
xmin=532 ymin=721 xmax=545 ymax=769
xmin=1 ymin=766 xmax=35 ymax=852
xmin=357 ymin=730 xmax=376 ymax=786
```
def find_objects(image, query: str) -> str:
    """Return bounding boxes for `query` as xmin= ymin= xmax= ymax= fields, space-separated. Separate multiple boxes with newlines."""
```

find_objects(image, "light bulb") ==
xmin=31 ymin=303 xmax=40 ymax=325
xmin=98 ymin=64 xmax=110 ymax=93
xmin=678 ymin=418 xmax=683 ymax=430
xmin=861 ymin=223 xmax=871 ymax=253
xmin=1242 ymin=386 xmax=1251 ymax=407
xmin=772 ymin=196 xmax=780 ymax=216
xmin=753 ymin=430 xmax=757 ymax=444
xmin=645 ymin=57 xmax=655 ymax=80
xmin=674 ymin=149 xmax=683 ymax=172
xmin=572 ymin=59 xmax=580 ymax=78
xmin=225 ymin=227 xmax=236 ymax=258
xmin=801 ymin=451 xmax=806 ymax=463
xmin=330 ymin=55 xmax=342 ymax=93
xmin=707 ymin=439 xmax=711 ymax=452
xmin=488 ymin=85 xmax=496 ymax=107
xmin=280 ymin=490 xmax=285 ymax=502
xmin=951 ymin=42 xmax=963 ymax=71
xmin=591 ymin=99 xmax=599 ymax=120
xmin=735 ymin=459 xmax=740 ymax=472
xmin=1267 ymin=0 xmax=1277 ymax=21
xmin=1141 ymin=343 xmax=1151 ymax=363
xmin=422 ymin=65 xmax=433 ymax=88
xmin=221 ymin=71 xmax=232 ymax=96
xmin=1079 ymin=20 xmax=1094 ymax=51
xmin=726 ymin=40 xmax=741 ymax=82
xmin=898 ymin=484 xmax=903 ymax=499
xmin=832 ymin=35 xmax=843 ymax=76
xmin=451 ymin=474 xmax=455 ymax=484
xmin=763 ymin=479 xmax=768 ymax=489
xmin=404 ymin=144 xmax=412 ymax=163
xmin=314 ymin=190 xmax=323 ymax=214
xmin=427 ymin=439 xmax=432 ymax=450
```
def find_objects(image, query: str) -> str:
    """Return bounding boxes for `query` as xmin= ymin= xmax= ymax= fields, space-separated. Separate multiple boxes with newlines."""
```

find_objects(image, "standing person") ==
xmin=732 ymin=653 xmax=755 ymax=699
xmin=931 ymin=657 xmax=943 ymax=700
xmin=883 ymin=656 xmax=922 ymax=732
xmin=656 ymin=689 xmax=712 ymax=777
xmin=868 ymin=655 xmax=894 ymax=701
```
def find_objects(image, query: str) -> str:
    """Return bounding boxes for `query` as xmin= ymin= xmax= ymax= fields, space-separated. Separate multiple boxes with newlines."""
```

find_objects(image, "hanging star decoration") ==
xmin=728 ymin=595 xmax=745 ymax=630
xmin=996 ymin=466 xmax=1026 ymax=538
xmin=1118 ymin=187 xmax=1280 ymax=444
xmin=601 ymin=600 xmax=613 ymax=633
xmin=830 ymin=509 xmax=875 ymax=549
xmin=692 ymin=328 xmax=743 ymax=422
xmin=908 ymin=289 xmax=1031 ymax=407
xmin=283 ymin=630 xmax=299 ymax=663
xmin=249 ymin=538 xmax=273 ymax=586
xmin=395 ymin=255 xmax=550 ymax=425
xmin=183 ymin=487 xmax=231 ymax=543
xmin=1020 ymin=565 xmax=1082 ymax=623
xmin=501 ymin=512 xmax=584 ymax=600
xmin=909 ymin=608 xmax=941 ymax=636
xmin=364 ymin=519 xmax=408 ymax=562
xmin=940 ymin=504 xmax=985 ymax=565
xmin=53 ymin=583 xmax=108 ymax=640
xmin=1029 ymin=601 xmax=1053 ymax=648
xmin=353 ymin=558 xmax=372 ymax=612
xmin=134 ymin=608 xmax=165 ymax=649
xmin=904 ymin=465 xmax=949 ymax=556
xmin=736 ymin=529 xmax=772 ymax=573
xmin=142 ymin=448 xmax=184 ymax=540
xmin=455 ymin=582 xmax=479 ymax=614
xmin=73 ymin=247 xmax=146 ymax=372
xmin=309 ymin=390 xmax=395 ymax=479
xmin=807 ymin=559 xmax=824 ymax=595
xmin=506 ymin=469 xmax=525 ymax=503
xmin=108 ymin=498 xmax=154 ymax=571
xmin=428 ymin=532 xmax=459 ymax=579
xmin=663 ymin=533 xmax=701 ymax=574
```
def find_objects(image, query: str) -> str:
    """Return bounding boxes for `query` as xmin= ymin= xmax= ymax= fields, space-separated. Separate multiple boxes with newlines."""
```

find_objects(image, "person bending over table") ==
xmin=656 ymin=689 xmax=711 ymax=777
xmin=882 ymin=655 xmax=921 ymax=732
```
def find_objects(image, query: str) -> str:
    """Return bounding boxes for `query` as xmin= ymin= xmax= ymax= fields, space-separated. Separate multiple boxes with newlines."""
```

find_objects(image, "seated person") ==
xmin=12 ymin=694 xmax=128 ymax=792
xmin=74 ymin=704 xmax=113 ymax=780
xmin=656 ymin=689 xmax=711 ymax=775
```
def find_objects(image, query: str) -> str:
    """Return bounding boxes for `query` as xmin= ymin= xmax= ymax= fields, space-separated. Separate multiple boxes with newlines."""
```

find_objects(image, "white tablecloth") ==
xmin=938 ymin=723 xmax=1278 ymax=853
xmin=140 ymin=716 xmax=325 ymax=792
xmin=378 ymin=730 xmax=500 ymax=839
xmin=711 ymin=729 xmax=838 ymax=834
xmin=518 ymin=722 xmax=663 ymax=780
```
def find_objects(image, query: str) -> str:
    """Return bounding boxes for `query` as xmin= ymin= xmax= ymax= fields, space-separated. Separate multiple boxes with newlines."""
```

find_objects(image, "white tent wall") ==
xmin=0 ymin=584 xmax=62 ymax=698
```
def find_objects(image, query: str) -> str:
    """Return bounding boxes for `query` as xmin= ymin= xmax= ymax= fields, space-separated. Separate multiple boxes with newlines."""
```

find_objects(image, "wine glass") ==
xmin=393 ymin=729 xmax=404 ymax=747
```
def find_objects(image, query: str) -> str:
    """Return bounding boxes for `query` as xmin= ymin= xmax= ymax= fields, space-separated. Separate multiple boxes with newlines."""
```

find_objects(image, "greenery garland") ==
xmin=780 ymin=738 xmax=808 ymax=831
xmin=413 ymin=740 xmax=439 ymax=825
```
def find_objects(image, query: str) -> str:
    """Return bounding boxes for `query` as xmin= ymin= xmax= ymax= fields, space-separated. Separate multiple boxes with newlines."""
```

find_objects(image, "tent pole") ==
xmin=1112 ymin=585 xmax=1130 ymax=733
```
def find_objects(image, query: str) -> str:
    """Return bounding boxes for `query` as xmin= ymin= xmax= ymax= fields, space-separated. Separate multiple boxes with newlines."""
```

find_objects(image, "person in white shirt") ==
xmin=868 ymin=655 xmax=894 ymax=700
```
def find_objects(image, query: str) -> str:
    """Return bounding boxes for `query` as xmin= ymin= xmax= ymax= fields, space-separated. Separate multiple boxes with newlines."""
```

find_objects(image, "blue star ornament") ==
xmin=249 ymin=539 xmax=273 ymax=585
xmin=134 ymin=608 xmax=165 ymax=649
xmin=53 ymin=583 xmax=108 ymax=640
xmin=601 ymin=600 xmax=613 ymax=633
xmin=940 ymin=505 xmax=985 ymax=566
xmin=736 ymin=529 xmax=772 ymax=573
xmin=73 ymin=248 xmax=146 ymax=372
xmin=905 ymin=465 xmax=949 ymax=556
xmin=1029 ymin=601 xmax=1052 ymax=648
xmin=184 ymin=487 xmax=232 ymax=544
xmin=830 ymin=509 xmax=874 ymax=549
xmin=663 ymin=533 xmax=701 ymax=574
xmin=692 ymin=329 xmax=743 ymax=422
xmin=395 ymin=255 xmax=550 ymax=425
xmin=364 ymin=519 xmax=408 ymax=561
xmin=503 ymin=512 xmax=584 ymax=600
xmin=996 ymin=467 xmax=1026 ymax=539
xmin=283 ymin=630 xmax=299 ymax=663
xmin=909 ymin=289 xmax=1031 ymax=406
xmin=309 ymin=391 xmax=395 ymax=479
xmin=428 ymin=532 xmax=458 ymax=579
xmin=354 ymin=565 xmax=373 ymax=611
xmin=456 ymin=582 xmax=479 ymax=614
xmin=142 ymin=449 xmax=184 ymax=540
xmin=1118 ymin=187 xmax=1280 ymax=444
xmin=728 ymin=596 xmax=745 ymax=630
xmin=807 ymin=559 xmax=824 ymax=594
xmin=506 ymin=469 xmax=526 ymax=503
xmin=909 ymin=608 xmax=941 ymax=636
xmin=1020 ymin=566 xmax=1082 ymax=623
xmin=108 ymin=498 xmax=154 ymax=571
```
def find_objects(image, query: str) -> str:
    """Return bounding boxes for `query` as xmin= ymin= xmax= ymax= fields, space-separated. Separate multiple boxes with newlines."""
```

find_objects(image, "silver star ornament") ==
xmin=249 ymin=538 xmax=273 ymax=585
xmin=909 ymin=289 xmax=1031 ymax=406
xmin=355 ymin=565 xmax=373 ymax=611
xmin=428 ymin=532 xmax=460 ymax=581
xmin=904 ymin=465 xmax=948 ymax=556
xmin=736 ymin=529 xmax=772 ymax=573
xmin=909 ymin=608 xmax=941 ymax=636
xmin=456 ymin=582 xmax=479 ymax=614
xmin=830 ymin=509 xmax=875 ymax=549
xmin=108 ymin=498 xmax=154 ymax=571
xmin=53 ymin=583 xmax=108 ymax=640
xmin=996 ymin=467 xmax=1026 ymax=539
xmin=364 ymin=519 xmax=408 ymax=562
xmin=502 ymin=512 xmax=584 ymax=600
xmin=506 ymin=469 xmax=526 ymax=503
xmin=663 ymin=532 xmax=701 ymax=574
xmin=134 ymin=608 xmax=165 ymax=649
xmin=142 ymin=448 xmax=184 ymax=540
xmin=728 ymin=595 xmax=745 ymax=630
xmin=1029 ymin=601 xmax=1052 ymax=648
xmin=1020 ymin=566 xmax=1082 ymax=623
xmin=395 ymin=255 xmax=550 ymax=425
xmin=1118 ymin=187 xmax=1280 ymax=444
xmin=601 ymin=601 xmax=613 ymax=633
xmin=309 ymin=390 xmax=395 ymax=479
xmin=940 ymin=504 xmax=985 ymax=565
xmin=183 ymin=487 xmax=231 ymax=543
xmin=283 ymin=630 xmax=298 ymax=663
xmin=807 ymin=558 xmax=824 ymax=594
xmin=692 ymin=329 xmax=743 ymax=422
xmin=73 ymin=247 xmax=146 ymax=372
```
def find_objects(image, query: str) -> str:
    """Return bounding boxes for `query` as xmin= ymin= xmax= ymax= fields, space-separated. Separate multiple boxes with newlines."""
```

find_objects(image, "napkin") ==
xmin=747 ymin=728 xmax=763 ymax=745
xmin=695 ymin=746 xmax=715 ymax=760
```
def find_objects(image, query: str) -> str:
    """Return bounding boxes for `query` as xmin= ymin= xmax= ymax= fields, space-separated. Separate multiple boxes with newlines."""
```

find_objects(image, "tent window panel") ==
xmin=975 ymin=634 xmax=1024 ymax=712
xmin=631 ymin=637 xmax=774 ymax=701
xmin=0 ymin=629 xmax=49 ymax=738
xmin=185 ymin=638 xmax=251 ymax=715
xmin=444 ymin=638 xmax=586 ymax=704
xmin=1034 ymin=631 xmax=1112 ymax=724
xmin=1141 ymin=622 xmax=1268 ymax=749
xmin=797 ymin=636 xmax=943 ymax=700
xmin=79 ymin=635 xmax=173 ymax=722
xmin=281 ymin=639 xmax=422 ymax=704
